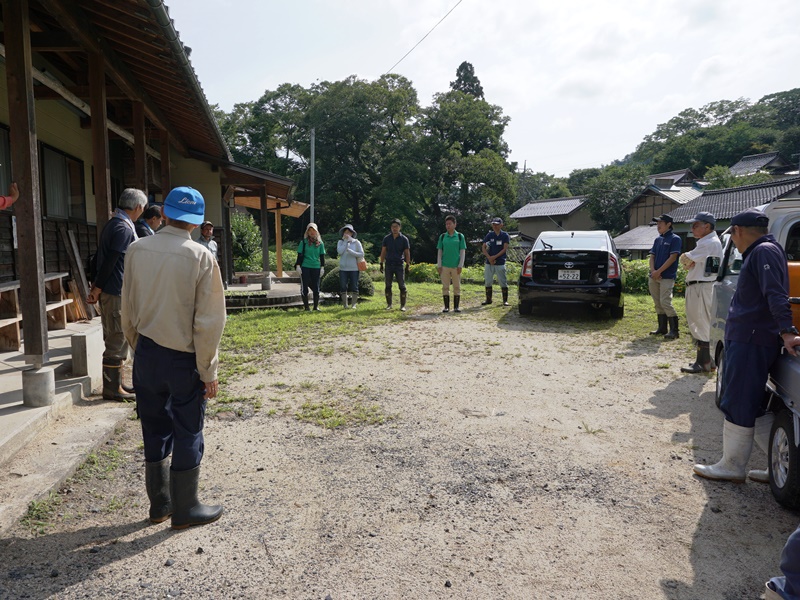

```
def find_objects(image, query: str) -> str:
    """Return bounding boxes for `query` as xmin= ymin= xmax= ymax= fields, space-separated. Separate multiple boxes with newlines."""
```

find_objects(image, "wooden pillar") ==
xmin=88 ymin=52 xmax=111 ymax=235
xmin=221 ymin=186 xmax=234 ymax=284
xmin=3 ymin=0 xmax=48 ymax=365
xmin=132 ymin=101 xmax=147 ymax=193
xmin=260 ymin=187 xmax=270 ymax=276
xmin=160 ymin=131 xmax=171 ymax=195
xmin=274 ymin=206 xmax=283 ymax=277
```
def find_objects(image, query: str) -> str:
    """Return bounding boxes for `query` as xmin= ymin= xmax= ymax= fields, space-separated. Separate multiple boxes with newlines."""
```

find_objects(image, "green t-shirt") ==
xmin=299 ymin=239 xmax=326 ymax=268
xmin=437 ymin=231 xmax=466 ymax=268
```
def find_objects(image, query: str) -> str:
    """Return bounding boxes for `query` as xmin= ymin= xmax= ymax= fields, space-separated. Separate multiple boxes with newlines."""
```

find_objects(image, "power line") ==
xmin=383 ymin=0 xmax=465 ymax=76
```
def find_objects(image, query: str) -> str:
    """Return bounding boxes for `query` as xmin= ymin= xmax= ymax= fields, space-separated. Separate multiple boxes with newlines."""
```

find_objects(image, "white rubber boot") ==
xmin=693 ymin=420 xmax=754 ymax=482
xmin=748 ymin=414 xmax=774 ymax=483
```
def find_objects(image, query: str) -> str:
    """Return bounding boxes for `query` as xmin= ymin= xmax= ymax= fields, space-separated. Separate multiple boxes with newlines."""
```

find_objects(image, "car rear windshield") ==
xmin=534 ymin=236 xmax=609 ymax=251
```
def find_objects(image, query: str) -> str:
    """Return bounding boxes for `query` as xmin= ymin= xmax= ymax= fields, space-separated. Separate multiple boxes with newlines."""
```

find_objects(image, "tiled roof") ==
xmin=655 ymin=186 xmax=704 ymax=205
xmin=613 ymin=225 xmax=659 ymax=250
xmin=648 ymin=169 xmax=697 ymax=186
xmin=729 ymin=152 xmax=783 ymax=176
xmin=668 ymin=175 xmax=800 ymax=222
xmin=510 ymin=196 xmax=586 ymax=219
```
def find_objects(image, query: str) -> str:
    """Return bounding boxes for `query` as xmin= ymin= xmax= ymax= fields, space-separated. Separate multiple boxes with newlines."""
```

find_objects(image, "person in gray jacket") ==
xmin=337 ymin=224 xmax=365 ymax=308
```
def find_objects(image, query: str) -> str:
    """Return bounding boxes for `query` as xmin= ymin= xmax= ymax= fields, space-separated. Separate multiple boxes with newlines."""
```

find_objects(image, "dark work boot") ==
xmin=312 ymin=292 xmax=321 ymax=311
xmin=501 ymin=288 xmax=510 ymax=306
xmin=170 ymin=466 xmax=223 ymax=530
xmin=664 ymin=316 xmax=680 ymax=340
xmin=301 ymin=294 xmax=310 ymax=311
xmin=453 ymin=295 xmax=461 ymax=313
xmin=102 ymin=359 xmax=135 ymax=401
xmin=681 ymin=345 xmax=704 ymax=374
xmin=145 ymin=458 xmax=172 ymax=524
xmin=385 ymin=290 xmax=392 ymax=310
xmin=649 ymin=314 xmax=668 ymax=336
xmin=400 ymin=290 xmax=407 ymax=312
xmin=481 ymin=287 xmax=493 ymax=305
xmin=442 ymin=296 xmax=450 ymax=313
xmin=699 ymin=341 xmax=715 ymax=371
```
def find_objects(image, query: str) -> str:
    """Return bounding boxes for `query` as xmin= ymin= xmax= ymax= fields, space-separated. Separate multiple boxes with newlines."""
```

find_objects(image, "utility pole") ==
xmin=310 ymin=128 xmax=315 ymax=223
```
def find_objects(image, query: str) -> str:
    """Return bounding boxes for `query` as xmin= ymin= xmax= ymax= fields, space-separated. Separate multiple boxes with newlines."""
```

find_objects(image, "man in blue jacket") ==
xmin=648 ymin=214 xmax=682 ymax=339
xmin=694 ymin=208 xmax=800 ymax=482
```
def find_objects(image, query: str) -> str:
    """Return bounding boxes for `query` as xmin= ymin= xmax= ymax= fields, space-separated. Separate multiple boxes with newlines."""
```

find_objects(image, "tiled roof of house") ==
xmin=729 ymin=152 xmax=785 ymax=176
xmin=648 ymin=169 xmax=697 ymax=186
xmin=613 ymin=225 xmax=659 ymax=251
xmin=668 ymin=175 xmax=800 ymax=222
xmin=625 ymin=184 xmax=703 ymax=211
xmin=510 ymin=196 xmax=586 ymax=220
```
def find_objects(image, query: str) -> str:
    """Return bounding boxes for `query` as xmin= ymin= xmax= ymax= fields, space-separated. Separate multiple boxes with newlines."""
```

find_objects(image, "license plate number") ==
xmin=558 ymin=270 xmax=580 ymax=280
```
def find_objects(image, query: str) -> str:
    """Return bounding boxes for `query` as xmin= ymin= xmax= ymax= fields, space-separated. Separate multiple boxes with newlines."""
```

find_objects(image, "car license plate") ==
xmin=558 ymin=269 xmax=580 ymax=280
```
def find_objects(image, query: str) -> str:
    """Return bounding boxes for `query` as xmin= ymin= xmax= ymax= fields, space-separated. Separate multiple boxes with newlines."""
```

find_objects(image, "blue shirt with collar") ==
xmin=649 ymin=229 xmax=682 ymax=279
xmin=726 ymin=234 xmax=793 ymax=347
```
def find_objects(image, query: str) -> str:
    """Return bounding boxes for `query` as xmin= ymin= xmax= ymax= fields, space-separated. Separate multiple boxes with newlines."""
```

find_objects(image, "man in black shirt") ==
xmin=379 ymin=219 xmax=411 ymax=311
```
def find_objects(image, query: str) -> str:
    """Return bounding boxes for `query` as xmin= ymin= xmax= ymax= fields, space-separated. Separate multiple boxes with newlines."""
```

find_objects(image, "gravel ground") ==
xmin=0 ymin=305 xmax=797 ymax=600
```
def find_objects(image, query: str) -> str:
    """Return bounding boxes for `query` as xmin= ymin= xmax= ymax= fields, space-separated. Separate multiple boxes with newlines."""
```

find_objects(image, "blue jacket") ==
xmin=649 ymin=229 xmax=682 ymax=279
xmin=726 ymin=234 xmax=793 ymax=347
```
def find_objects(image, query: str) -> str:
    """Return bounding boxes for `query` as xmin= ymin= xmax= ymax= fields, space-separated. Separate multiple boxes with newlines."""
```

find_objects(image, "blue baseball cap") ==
xmin=688 ymin=211 xmax=716 ymax=227
xmin=730 ymin=208 xmax=769 ymax=227
xmin=163 ymin=186 xmax=205 ymax=225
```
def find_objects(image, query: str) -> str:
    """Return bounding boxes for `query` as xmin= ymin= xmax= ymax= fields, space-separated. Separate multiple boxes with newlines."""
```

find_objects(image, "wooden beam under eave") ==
xmin=3 ymin=0 xmax=48 ymax=365
xmin=36 ymin=0 xmax=189 ymax=157
xmin=160 ymin=132 xmax=171 ymax=195
xmin=260 ymin=187 xmax=270 ymax=277
xmin=89 ymin=52 xmax=112 ymax=234
xmin=274 ymin=207 xmax=283 ymax=277
xmin=133 ymin=101 xmax=148 ymax=193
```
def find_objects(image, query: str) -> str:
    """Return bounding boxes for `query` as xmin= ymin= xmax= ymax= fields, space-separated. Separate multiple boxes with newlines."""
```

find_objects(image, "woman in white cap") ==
xmin=294 ymin=223 xmax=326 ymax=311
xmin=337 ymin=224 xmax=365 ymax=308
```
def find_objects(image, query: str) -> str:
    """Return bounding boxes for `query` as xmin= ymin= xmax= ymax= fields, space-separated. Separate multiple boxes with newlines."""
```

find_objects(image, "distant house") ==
xmin=613 ymin=225 xmax=659 ymax=260
xmin=668 ymin=175 xmax=800 ymax=233
xmin=729 ymin=152 xmax=795 ymax=177
xmin=626 ymin=171 xmax=704 ymax=229
xmin=509 ymin=196 xmax=594 ymax=240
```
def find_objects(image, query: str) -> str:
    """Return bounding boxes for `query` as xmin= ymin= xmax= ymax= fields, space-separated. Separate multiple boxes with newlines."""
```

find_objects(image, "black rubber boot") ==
xmin=102 ymin=359 xmax=135 ymax=401
xmin=664 ymin=316 xmax=680 ymax=340
xmin=453 ymin=295 xmax=461 ymax=313
xmin=385 ymin=290 xmax=392 ymax=309
xmin=501 ymin=288 xmax=510 ymax=306
xmin=170 ymin=466 xmax=223 ymax=530
xmin=312 ymin=292 xmax=321 ymax=311
xmin=481 ymin=287 xmax=493 ymax=305
xmin=699 ymin=341 xmax=715 ymax=371
xmin=145 ymin=458 xmax=172 ymax=524
xmin=649 ymin=314 xmax=668 ymax=335
xmin=681 ymin=346 xmax=704 ymax=373
xmin=302 ymin=294 xmax=310 ymax=311
xmin=400 ymin=290 xmax=407 ymax=312
xmin=442 ymin=296 xmax=450 ymax=313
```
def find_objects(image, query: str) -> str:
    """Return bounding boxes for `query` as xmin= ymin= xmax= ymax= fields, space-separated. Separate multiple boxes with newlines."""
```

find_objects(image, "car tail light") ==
xmin=522 ymin=255 xmax=533 ymax=278
xmin=608 ymin=254 xmax=620 ymax=279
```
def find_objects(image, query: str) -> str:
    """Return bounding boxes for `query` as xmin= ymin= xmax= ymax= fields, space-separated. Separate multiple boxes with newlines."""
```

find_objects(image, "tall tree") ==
xmin=450 ymin=61 xmax=484 ymax=100
xmin=584 ymin=165 xmax=647 ymax=234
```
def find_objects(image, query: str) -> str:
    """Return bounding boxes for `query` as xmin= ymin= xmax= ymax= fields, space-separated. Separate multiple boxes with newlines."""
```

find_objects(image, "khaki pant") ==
xmin=440 ymin=267 xmax=461 ymax=295
xmin=648 ymin=277 xmax=677 ymax=317
xmin=685 ymin=281 xmax=714 ymax=342
xmin=100 ymin=292 xmax=129 ymax=361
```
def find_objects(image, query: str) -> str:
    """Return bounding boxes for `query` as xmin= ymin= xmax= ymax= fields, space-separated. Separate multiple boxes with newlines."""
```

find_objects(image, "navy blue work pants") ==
xmin=133 ymin=336 xmax=206 ymax=471
xmin=339 ymin=269 xmax=359 ymax=293
xmin=720 ymin=340 xmax=780 ymax=427
xmin=770 ymin=524 xmax=800 ymax=599
xmin=384 ymin=264 xmax=406 ymax=292
xmin=300 ymin=267 xmax=321 ymax=298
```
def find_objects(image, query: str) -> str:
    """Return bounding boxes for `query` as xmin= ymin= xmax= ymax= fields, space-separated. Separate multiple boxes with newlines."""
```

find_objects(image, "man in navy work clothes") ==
xmin=481 ymin=217 xmax=511 ymax=306
xmin=648 ymin=214 xmax=682 ymax=339
xmin=379 ymin=218 xmax=411 ymax=311
xmin=122 ymin=186 xmax=227 ymax=529
xmin=694 ymin=208 xmax=800 ymax=483
xmin=87 ymin=188 xmax=147 ymax=401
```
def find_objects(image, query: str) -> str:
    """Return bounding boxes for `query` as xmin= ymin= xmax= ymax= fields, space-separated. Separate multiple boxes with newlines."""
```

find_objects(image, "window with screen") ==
xmin=42 ymin=145 xmax=85 ymax=221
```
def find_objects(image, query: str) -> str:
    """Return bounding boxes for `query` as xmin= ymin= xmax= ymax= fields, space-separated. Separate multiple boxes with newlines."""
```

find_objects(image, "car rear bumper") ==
xmin=518 ymin=278 xmax=623 ymax=306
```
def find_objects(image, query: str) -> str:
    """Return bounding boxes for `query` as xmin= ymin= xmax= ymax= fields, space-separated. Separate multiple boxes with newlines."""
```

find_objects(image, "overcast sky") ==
xmin=164 ymin=0 xmax=800 ymax=177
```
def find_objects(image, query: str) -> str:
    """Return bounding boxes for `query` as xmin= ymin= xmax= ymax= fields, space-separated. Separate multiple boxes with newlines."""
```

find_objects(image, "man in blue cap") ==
xmin=679 ymin=212 xmax=723 ymax=373
xmin=648 ymin=214 xmax=682 ymax=339
xmin=122 ymin=186 xmax=227 ymax=529
xmin=694 ymin=208 xmax=800 ymax=482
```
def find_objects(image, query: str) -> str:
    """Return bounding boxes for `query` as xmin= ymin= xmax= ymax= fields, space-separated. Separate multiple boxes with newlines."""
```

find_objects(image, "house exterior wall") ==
xmin=517 ymin=209 xmax=595 ymax=239
xmin=628 ymin=193 xmax=679 ymax=228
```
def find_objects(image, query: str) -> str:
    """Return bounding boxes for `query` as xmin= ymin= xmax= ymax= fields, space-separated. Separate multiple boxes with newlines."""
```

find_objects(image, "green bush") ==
xmin=622 ymin=259 xmax=686 ymax=295
xmin=231 ymin=212 xmax=262 ymax=272
xmin=320 ymin=267 xmax=375 ymax=296
xmin=269 ymin=249 xmax=298 ymax=272
xmin=407 ymin=263 xmax=439 ymax=283
xmin=406 ymin=262 xmax=520 ymax=285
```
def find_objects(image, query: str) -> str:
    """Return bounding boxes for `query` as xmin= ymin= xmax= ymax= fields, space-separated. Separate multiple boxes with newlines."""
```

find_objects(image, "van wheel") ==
xmin=518 ymin=302 xmax=532 ymax=316
xmin=769 ymin=409 xmax=800 ymax=510
xmin=610 ymin=305 xmax=624 ymax=319
xmin=714 ymin=347 xmax=724 ymax=409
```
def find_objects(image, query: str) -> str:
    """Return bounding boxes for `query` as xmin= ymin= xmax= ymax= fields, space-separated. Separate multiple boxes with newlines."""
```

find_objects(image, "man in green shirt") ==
xmin=436 ymin=215 xmax=467 ymax=313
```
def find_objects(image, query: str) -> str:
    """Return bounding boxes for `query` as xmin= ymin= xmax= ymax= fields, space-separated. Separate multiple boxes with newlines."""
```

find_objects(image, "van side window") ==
xmin=722 ymin=233 xmax=743 ymax=275
xmin=785 ymin=222 xmax=800 ymax=261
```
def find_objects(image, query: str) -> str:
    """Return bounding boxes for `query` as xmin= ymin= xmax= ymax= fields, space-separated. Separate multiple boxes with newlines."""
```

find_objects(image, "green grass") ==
xmin=21 ymin=491 xmax=62 ymax=534
xmin=295 ymin=400 xmax=393 ymax=429
xmin=72 ymin=447 xmax=123 ymax=483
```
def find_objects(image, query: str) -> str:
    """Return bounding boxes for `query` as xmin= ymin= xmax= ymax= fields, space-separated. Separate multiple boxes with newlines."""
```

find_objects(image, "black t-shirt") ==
xmin=382 ymin=233 xmax=410 ymax=266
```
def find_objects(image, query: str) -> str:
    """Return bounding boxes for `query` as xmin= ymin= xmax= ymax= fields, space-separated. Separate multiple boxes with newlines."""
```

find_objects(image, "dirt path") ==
xmin=1 ymin=306 xmax=796 ymax=599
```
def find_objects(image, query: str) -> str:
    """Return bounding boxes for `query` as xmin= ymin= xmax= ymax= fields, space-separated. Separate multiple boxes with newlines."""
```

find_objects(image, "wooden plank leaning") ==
xmin=57 ymin=225 xmax=97 ymax=319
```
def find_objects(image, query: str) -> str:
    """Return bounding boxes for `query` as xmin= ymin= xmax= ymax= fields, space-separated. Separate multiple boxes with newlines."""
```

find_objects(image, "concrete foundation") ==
xmin=22 ymin=366 xmax=55 ymax=407
xmin=71 ymin=325 xmax=103 ymax=393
